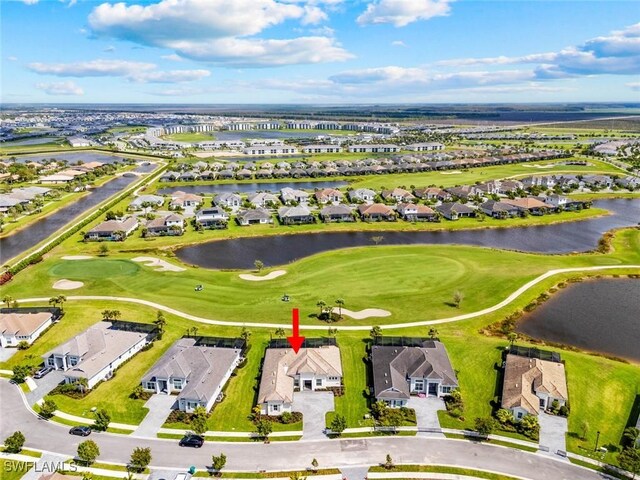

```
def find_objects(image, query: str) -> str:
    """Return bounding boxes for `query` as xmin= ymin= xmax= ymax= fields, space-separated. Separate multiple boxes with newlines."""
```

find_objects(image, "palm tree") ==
xmin=428 ymin=327 xmax=439 ymax=339
xmin=335 ymin=299 xmax=345 ymax=318
xmin=101 ymin=310 xmax=113 ymax=320
xmin=3 ymin=295 xmax=14 ymax=308
xmin=240 ymin=327 xmax=251 ymax=343
xmin=328 ymin=327 xmax=338 ymax=337
xmin=111 ymin=310 xmax=122 ymax=321
xmin=316 ymin=300 xmax=326 ymax=318
xmin=507 ymin=332 xmax=518 ymax=348
xmin=49 ymin=296 xmax=60 ymax=308
xmin=154 ymin=311 xmax=166 ymax=336
xmin=274 ymin=328 xmax=286 ymax=338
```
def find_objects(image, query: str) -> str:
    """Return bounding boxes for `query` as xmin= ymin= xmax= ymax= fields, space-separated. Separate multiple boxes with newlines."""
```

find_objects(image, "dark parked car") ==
xmin=179 ymin=434 xmax=204 ymax=448
xmin=34 ymin=366 xmax=53 ymax=379
xmin=69 ymin=426 xmax=92 ymax=436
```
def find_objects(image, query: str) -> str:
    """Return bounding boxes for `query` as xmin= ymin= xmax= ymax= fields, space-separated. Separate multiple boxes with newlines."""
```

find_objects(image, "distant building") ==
xmin=84 ymin=217 xmax=138 ymax=241
xmin=348 ymin=144 xmax=401 ymax=153
xmin=302 ymin=145 xmax=343 ymax=154
xmin=406 ymin=142 xmax=445 ymax=152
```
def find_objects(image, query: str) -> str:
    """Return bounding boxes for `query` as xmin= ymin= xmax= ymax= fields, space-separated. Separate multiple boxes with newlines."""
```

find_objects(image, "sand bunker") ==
xmin=239 ymin=270 xmax=287 ymax=281
xmin=340 ymin=308 xmax=391 ymax=319
xmin=132 ymin=256 xmax=186 ymax=272
xmin=522 ymin=164 xmax=556 ymax=169
xmin=61 ymin=255 xmax=93 ymax=260
xmin=53 ymin=279 xmax=84 ymax=290
xmin=441 ymin=170 xmax=463 ymax=175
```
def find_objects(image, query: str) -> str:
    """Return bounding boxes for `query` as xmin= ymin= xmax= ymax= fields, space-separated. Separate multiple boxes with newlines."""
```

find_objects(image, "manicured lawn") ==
xmin=369 ymin=464 xmax=522 ymax=480
xmin=5 ymin=227 xmax=640 ymax=328
xmin=162 ymin=132 xmax=216 ymax=142
xmin=1 ymin=459 xmax=32 ymax=480
xmin=329 ymin=336 xmax=371 ymax=428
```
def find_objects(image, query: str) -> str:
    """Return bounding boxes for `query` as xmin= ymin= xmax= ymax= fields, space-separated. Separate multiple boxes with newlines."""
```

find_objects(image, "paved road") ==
xmin=16 ymin=264 xmax=640 ymax=331
xmin=0 ymin=380 xmax=604 ymax=479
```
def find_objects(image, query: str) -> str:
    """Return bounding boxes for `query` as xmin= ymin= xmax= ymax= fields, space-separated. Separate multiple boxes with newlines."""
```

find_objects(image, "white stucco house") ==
xmin=0 ymin=311 xmax=55 ymax=348
xmin=257 ymin=345 xmax=342 ymax=416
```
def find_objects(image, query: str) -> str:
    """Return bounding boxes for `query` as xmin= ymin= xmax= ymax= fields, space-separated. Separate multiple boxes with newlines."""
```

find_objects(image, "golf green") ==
xmin=48 ymin=259 xmax=141 ymax=279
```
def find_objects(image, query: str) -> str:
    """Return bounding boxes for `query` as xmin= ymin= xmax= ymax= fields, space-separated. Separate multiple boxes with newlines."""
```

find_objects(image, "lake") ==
xmin=516 ymin=278 xmax=640 ymax=362
xmin=1 ymin=137 xmax=63 ymax=147
xmin=157 ymin=180 xmax=348 ymax=195
xmin=175 ymin=199 xmax=640 ymax=269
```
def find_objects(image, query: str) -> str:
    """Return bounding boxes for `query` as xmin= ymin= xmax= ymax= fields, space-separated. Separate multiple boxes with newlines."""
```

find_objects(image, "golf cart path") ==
xmin=18 ymin=264 xmax=640 ymax=330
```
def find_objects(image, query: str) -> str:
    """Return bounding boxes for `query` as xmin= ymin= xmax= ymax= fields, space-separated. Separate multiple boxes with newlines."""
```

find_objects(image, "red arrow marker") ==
xmin=287 ymin=308 xmax=305 ymax=353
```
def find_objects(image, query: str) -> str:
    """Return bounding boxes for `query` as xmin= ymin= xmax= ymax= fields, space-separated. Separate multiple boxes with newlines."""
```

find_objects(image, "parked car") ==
xmin=69 ymin=426 xmax=92 ymax=436
xmin=179 ymin=434 xmax=204 ymax=448
xmin=195 ymin=285 xmax=203 ymax=291
xmin=34 ymin=366 xmax=53 ymax=379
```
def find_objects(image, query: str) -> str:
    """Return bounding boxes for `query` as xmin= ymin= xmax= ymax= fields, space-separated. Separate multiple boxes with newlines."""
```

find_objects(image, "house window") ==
xmin=517 ymin=412 xmax=523 ymax=419
xmin=441 ymin=386 xmax=452 ymax=394
xmin=48 ymin=358 xmax=55 ymax=366
xmin=316 ymin=379 xmax=323 ymax=387
xmin=272 ymin=404 xmax=280 ymax=412
xmin=174 ymin=379 xmax=183 ymax=389
xmin=414 ymin=380 xmax=424 ymax=391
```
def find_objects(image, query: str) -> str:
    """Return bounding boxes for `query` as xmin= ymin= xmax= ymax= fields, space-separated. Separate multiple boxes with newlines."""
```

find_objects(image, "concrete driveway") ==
xmin=406 ymin=396 xmax=445 ymax=433
xmin=0 ymin=348 xmax=17 ymax=363
xmin=134 ymin=395 xmax=177 ymax=438
xmin=292 ymin=391 xmax=335 ymax=440
xmin=25 ymin=370 xmax=65 ymax=405
xmin=538 ymin=412 xmax=568 ymax=457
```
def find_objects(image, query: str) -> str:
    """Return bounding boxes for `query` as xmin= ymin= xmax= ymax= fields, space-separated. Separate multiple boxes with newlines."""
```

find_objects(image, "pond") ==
xmin=157 ymin=180 xmax=348 ymax=195
xmin=516 ymin=278 xmax=640 ymax=362
xmin=175 ymin=199 xmax=640 ymax=269
xmin=1 ymin=164 xmax=155 ymax=263
xmin=1 ymin=137 xmax=64 ymax=147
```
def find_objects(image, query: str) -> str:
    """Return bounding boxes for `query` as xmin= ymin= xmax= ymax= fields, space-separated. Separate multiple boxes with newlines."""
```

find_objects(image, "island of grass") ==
xmin=161 ymin=132 xmax=216 ymax=143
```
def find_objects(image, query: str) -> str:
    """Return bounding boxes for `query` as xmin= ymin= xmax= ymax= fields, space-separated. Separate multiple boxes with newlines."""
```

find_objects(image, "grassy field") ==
xmin=1 ymin=459 xmax=32 ymax=480
xmin=161 ymin=132 xmax=216 ymax=142
xmin=4 ymin=227 xmax=640 ymax=327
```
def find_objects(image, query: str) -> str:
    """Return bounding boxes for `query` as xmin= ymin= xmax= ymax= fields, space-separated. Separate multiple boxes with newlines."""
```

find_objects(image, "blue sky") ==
xmin=1 ymin=0 xmax=639 ymax=103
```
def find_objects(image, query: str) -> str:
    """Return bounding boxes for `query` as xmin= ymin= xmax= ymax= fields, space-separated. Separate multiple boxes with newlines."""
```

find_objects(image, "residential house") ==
xmin=314 ymin=188 xmax=344 ymax=205
xmin=141 ymin=337 xmax=243 ymax=413
xmin=159 ymin=172 xmax=180 ymax=182
xmin=257 ymin=344 xmax=343 ymax=415
xmin=348 ymin=188 xmax=376 ymax=204
xmin=278 ymin=205 xmax=315 ymax=225
xmin=445 ymin=185 xmax=481 ymax=201
xmin=44 ymin=321 xmax=154 ymax=389
xmin=381 ymin=188 xmax=415 ymax=203
xmin=358 ymin=203 xmax=396 ymax=222
xmin=501 ymin=354 xmax=568 ymax=420
xmin=435 ymin=202 xmax=476 ymax=221
xmin=397 ymin=203 xmax=439 ymax=222
xmin=170 ymin=191 xmax=203 ymax=209
xmin=84 ymin=217 xmax=138 ymax=241
xmin=280 ymin=187 xmax=310 ymax=205
xmin=0 ymin=309 xmax=58 ymax=348
xmin=236 ymin=208 xmax=273 ymax=226
xmin=480 ymin=200 xmax=520 ymax=219
xmin=320 ymin=204 xmax=355 ymax=223
xmin=371 ymin=339 xmax=459 ymax=407
xmin=180 ymin=171 xmax=201 ymax=182
xmin=145 ymin=214 xmax=184 ymax=236
xmin=129 ymin=195 xmax=164 ymax=211
xmin=414 ymin=187 xmax=451 ymax=202
xmin=195 ymin=207 xmax=229 ymax=229
xmin=247 ymin=192 xmax=279 ymax=208
xmin=348 ymin=144 xmax=401 ymax=153
xmin=406 ymin=142 xmax=445 ymax=152
xmin=503 ymin=197 xmax=550 ymax=216
xmin=302 ymin=145 xmax=343 ymax=154
xmin=215 ymin=192 xmax=242 ymax=209
xmin=499 ymin=180 xmax=524 ymax=195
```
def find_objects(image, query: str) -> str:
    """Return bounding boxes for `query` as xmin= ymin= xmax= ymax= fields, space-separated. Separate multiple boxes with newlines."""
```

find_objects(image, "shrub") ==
xmin=4 ymin=431 xmax=25 ymax=453
xmin=77 ymin=440 xmax=100 ymax=465
xmin=93 ymin=409 xmax=111 ymax=432
xmin=39 ymin=399 xmax=57 ymax=419
xmin=129 ymin=447 xmax=152 ymax=472
xmin=17 ymin=341 xmax=30 ymax=350
xmin=558 ymin=405 xmax=570 ymax=417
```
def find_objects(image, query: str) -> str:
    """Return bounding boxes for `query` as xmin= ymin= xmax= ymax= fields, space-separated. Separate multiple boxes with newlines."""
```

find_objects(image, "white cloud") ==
xmin=35 ymin=81 xmax=84 ymax=96
xmin=357 ymin=0 xmax=453 ymax=27
xmin=130 ymin=69 xmax=211 ymax=83
xmin=28 ymin=59 xmax=156 ymax=77
xmin=437 ymin=22 xmax=640 ymax=76
xmin=166 ymin=36 xmax=352 ymax=66
xmin=87 ymin=0 xmax=351 ymax=67
xmin=161 ymin=54 xmax=184 ymax=62
xmin=627 ymin=82 xmax=640 ymax=91
xmin=391 ymin=40 xmax=406 ymax=48
xmin=27 ymin=59 xmax=210 ymax=83
xmin=7 ymin=56 xmax=18 ymax=62
xmin=22 ymin=0 xmax=39 ymax=4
